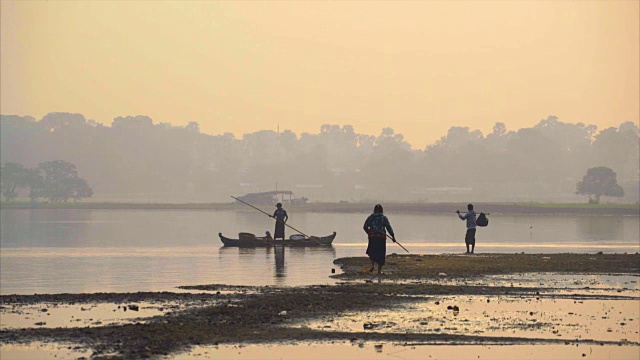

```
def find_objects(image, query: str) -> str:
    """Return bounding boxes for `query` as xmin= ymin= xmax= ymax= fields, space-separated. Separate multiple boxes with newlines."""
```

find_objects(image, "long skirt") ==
xmin=274 ymin=222 xmax=286 ymax=239
xmin=366 ymin=236 xmax=386 ymax=266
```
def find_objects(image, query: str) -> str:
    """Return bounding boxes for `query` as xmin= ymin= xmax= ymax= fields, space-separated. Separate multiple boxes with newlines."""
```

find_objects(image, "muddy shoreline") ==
xmin=1 ymin=253 xmax=639 ymax=359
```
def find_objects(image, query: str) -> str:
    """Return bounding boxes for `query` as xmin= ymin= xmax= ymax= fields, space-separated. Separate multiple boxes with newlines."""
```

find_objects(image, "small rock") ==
xmin=278 ymin=311 xmax=287 ymax=316
xmin=128 ymin=304 xmax=139 ymax=311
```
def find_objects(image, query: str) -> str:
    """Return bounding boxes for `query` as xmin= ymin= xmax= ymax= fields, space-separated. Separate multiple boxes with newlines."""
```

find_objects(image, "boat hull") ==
xmin=218 ymin=232 xmax=336 ymax=247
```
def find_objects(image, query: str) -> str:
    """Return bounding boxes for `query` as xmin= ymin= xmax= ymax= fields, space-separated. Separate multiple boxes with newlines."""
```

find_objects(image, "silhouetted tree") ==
xmin=25 ymin=167 xmax=44 ymax=202
xmin=576 ymin=166 xmax=624 ymax=204
xmin=0 ymin=162 xmax=27 ymax=201
xmin=38 ymin=160 xmax=93 ymax=202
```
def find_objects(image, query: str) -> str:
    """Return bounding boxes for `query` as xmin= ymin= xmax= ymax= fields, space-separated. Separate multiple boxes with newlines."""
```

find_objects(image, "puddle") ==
xmin=338 ymin=273 xmax=640 ymax=298
xmin=169 ymin=342 xmax=640 ymax=360
xmin=481 ymin=273 xmax=640 ymax=291
xmin=0 ymin=299 xmax=220 ymax=329
xmin=408 ymin=273 xmax=640 ymax=289
xmin=292 ymin=296 xmax=640 ymax=343
xmin=0 ymin=342 xmax=92 ymax=360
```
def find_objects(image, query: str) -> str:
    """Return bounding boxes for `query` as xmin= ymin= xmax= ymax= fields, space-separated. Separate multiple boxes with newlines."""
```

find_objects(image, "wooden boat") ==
xmin=218 ymin=231 xmax=336 ymax=247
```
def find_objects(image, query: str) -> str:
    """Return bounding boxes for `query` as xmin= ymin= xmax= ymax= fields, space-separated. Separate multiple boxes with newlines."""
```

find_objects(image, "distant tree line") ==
xmin=0 ymin=113 xmax=638 ymax=203
xmin=1 ymin=160 xmax=93 ymax=202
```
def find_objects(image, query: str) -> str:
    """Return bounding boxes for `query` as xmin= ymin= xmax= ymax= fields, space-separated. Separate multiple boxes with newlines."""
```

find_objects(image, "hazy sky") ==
xmin=1 ymin=0 xmax=638 ymax=148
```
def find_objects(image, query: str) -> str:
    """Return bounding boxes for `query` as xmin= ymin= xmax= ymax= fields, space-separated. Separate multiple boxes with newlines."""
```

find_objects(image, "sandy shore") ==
xmin=1 ymin=253 xmax=639 ymax=359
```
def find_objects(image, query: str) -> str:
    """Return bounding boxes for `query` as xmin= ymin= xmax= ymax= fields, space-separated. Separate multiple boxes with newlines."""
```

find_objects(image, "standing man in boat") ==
xmin=272 ymin=203 xmax=289 ymax=241
xmin=363 ymin=204 xmax=396 ymax=280
xmin=456 ymin=203 xmax=477 ymax=254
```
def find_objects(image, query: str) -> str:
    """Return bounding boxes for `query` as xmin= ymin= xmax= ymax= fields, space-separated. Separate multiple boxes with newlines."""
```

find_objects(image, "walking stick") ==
xmin=231 ymin=196 xmax=322 ymax=244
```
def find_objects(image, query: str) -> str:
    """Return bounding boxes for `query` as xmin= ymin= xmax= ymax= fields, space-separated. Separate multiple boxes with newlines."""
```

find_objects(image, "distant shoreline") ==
xmin=1 ymin=201 xmax=638 ymax=215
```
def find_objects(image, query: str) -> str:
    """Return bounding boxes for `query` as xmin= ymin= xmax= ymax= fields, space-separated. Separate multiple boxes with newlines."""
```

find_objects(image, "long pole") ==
xmin=374 ymin=228 xmax=411 ymax=254
xmin=231 ymin=196 xmax=310 ymax=237
xmin=385 ymin=233 xmax=410 ymax=254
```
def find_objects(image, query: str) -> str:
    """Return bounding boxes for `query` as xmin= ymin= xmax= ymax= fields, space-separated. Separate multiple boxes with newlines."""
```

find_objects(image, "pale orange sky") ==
xmin=1 ymin=0 xmax=638 ymax=149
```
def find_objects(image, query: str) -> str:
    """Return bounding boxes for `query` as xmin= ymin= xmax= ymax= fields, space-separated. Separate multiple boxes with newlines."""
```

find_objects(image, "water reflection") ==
xmin=274 ymin=246 xmax=285 ymax=280
xmin=215 ymin=244 xmax=337 ymax=287
xmin=1 ymin=209 xmax=638 ymax=294
xmin=576 ymin=216 xmax=623 ymax=241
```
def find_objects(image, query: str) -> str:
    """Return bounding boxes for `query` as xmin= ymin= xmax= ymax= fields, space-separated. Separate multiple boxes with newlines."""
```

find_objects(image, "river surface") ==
xmin=1 ymin=209 xmax=638 ymax=295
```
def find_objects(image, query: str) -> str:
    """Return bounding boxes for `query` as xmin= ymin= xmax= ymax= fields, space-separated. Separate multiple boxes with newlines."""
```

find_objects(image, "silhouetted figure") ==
xmin=272 ymin=203 xmax=288 ymax=240
xmin=457 ymin=204 xmax=477 ymax=253
xmin=363 ymin=204 xmax=396 ymax=280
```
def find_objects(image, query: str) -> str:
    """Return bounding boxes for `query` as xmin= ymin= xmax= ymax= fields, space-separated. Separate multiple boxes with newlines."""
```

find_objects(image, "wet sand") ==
xmin=1 ymin=253 xmax=639 ymax=359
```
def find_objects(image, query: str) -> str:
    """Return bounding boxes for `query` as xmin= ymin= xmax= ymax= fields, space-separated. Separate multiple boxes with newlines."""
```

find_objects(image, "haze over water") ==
xmin=1 ymin=209 xmax=638 ymax=295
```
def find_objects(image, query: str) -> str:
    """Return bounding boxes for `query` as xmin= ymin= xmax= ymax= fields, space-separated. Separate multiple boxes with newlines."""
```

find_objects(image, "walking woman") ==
xmin=363 ymin=204 xmax=396 ymax=280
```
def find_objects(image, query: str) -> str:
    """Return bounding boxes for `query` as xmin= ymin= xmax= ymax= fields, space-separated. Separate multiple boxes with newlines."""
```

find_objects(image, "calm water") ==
xmin=1 ymin=209 xmax=638 ymax=295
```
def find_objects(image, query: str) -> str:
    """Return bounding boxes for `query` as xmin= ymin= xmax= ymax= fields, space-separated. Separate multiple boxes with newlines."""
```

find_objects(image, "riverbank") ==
xmin=1 ymin=201 xmax=638 ymax=215
xmin=1 ymin=253 xmax=638 ymax=359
